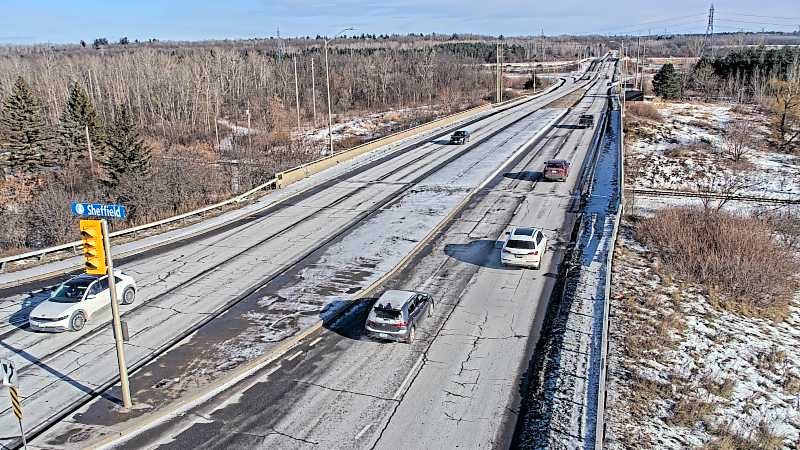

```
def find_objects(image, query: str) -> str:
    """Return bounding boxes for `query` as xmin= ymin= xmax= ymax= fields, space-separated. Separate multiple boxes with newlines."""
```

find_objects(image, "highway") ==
xmin=54 ymin=58 xmax=618 ymax=449
xmin=0 ymin=60 xmax=608 ymax=448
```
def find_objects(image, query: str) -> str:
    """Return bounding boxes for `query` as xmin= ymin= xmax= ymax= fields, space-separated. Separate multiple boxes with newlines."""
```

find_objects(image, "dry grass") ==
xmin=670 ymin=396 xmax=715 ymax=427
xmin=704 ymin=376 xmax=736 ymax=399
xmin=705 ymin=420 xmax=785 ymax=450
xmin=627 ymin=102 xmax=663 ymax=121
xmin=637 ymin=207 xmax=798 ymax=321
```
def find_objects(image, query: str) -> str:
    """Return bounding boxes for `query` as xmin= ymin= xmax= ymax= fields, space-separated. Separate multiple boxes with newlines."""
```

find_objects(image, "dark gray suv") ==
xmin=365 ymin=290 xmax=434 ymax=343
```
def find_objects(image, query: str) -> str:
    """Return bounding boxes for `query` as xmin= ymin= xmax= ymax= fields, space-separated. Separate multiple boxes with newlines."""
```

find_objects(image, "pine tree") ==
xmin=0 ymin=77 xmax=55 ymax=175
xmin=58 ymin=81 xmax=104 ymax=166
xmin=103 ymin=104 xmax=150 ymax=186
xmin=653 ymin=63 xmax=682 ymax=100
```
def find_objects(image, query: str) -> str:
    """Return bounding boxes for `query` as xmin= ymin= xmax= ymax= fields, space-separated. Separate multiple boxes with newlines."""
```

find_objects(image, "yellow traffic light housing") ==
xmin=80 ymin=219 xmax=107 ymax=275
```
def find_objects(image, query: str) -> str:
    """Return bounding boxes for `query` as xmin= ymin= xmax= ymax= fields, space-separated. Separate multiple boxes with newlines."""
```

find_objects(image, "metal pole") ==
xmin=246 ymin=108 xmax=252 ymax=151
xmin=325 ymin=40 xmax=334 ymax=155
xmin=85 ymin=125 xmax=94 ymax=175
xmin=293 ymin=56 xmax=301 ymax=130
xmin=100 ymin=220 xmax=132 ymax=410
xmin=18 ymin=417 xmax=27 ymax=450
xmin=496 ymin=43 xmax=500 ymax=103
xmin=311 ymin=57 xmax=317 ymax=126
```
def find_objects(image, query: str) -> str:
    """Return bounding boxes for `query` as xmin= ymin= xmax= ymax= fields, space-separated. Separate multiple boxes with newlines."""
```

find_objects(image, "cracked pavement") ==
xmin=102 ymin=61 xmax=615 ymax=450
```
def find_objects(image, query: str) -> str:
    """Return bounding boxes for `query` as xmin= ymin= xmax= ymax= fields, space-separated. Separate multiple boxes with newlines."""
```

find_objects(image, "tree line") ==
xmin=0 ymin=40 xmax=503 ymax=253
xmin=651 ymin=46 xmax=800 ymax=153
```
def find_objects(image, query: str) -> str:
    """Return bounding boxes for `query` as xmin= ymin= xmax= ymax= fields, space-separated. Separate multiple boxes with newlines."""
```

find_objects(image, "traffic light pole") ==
xmin=100 ymin=219 xmax=132 ymax=410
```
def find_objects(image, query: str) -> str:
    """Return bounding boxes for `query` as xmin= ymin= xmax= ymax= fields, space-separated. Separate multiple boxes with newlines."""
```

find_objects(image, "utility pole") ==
xmin=245 ymin=108 xmax=252 ymax=150
xmin=85 ymin=125 xmax=94 ymax=175
xmin=634 ymin=36 xmax=641 ymax=90
xmin=311 ymin=57 xmax=317 ymax=126
xmin=496 ymin=41 xmax=503 ymax=103
xmin=293 ymin=55 xmax=301 ymax=129
xmin=100 ymin=220 xmax=132 ymax=410
xmin=324 ymin=27 xmax=354 ymax=156
xmin=324 ymin=40 xmax=334 ymax=155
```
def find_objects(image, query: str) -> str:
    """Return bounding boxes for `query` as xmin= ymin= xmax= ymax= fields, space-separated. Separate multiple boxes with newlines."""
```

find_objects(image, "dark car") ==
xmin=449 ymin=130 xmax=470 ymax=145
xmin=365 ymin=290 xmax=434 ymax=343
xmin=578 ymin=114 xmax=594 ymax=128
xmin=543 ymin=159 xmax=571 ymax=182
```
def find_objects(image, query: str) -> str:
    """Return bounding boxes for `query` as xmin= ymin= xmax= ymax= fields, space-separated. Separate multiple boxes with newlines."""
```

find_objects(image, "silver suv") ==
xmin=365 ymin=290 xmax=434 ymax=343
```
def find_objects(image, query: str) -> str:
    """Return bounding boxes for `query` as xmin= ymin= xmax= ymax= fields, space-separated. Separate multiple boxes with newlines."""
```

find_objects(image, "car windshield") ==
xmin=506 ymin=239 xmax=535 ymax=250
xmin=50 ymin=278 xmax=94 ymax=303
xmin=453 ymin=131 xmax=466 ymax=136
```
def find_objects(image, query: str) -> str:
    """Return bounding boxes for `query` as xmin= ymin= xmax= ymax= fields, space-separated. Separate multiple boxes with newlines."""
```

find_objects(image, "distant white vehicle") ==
xmin=500 ymin=227 xmax=548 ymax=270
xmin=29 ymin=271 xmax=137 ymax=332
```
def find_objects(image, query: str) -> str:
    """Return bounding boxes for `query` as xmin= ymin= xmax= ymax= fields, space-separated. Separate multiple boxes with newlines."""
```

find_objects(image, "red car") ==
xmin=543 ymin=159 xmax=570 ymax=182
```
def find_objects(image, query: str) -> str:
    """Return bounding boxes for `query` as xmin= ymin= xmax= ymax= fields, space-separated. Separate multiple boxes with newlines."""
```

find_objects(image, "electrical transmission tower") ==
xmin=701 ymin=4 xmax=715 ymax=59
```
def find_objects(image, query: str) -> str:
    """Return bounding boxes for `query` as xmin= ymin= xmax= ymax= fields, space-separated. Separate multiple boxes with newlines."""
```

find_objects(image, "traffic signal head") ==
xmin=80 ymin=219 xmax=107 ymax=275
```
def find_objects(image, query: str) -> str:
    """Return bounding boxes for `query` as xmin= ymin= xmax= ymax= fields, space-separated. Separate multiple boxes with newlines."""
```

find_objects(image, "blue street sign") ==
xmin=71 ymin=202 xmax=127 ymax=219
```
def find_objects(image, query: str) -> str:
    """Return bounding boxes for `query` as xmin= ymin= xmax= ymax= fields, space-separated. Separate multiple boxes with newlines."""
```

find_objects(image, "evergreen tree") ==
xmin=103 ymin=104 xmax=150 ymax=186
xmin=58 ymin=81 xmax=104 ymax=166
xmin=0 ymin=76 xmax=55 ymax=175
xmin=653 ymin=63 xmax=682 ymax=99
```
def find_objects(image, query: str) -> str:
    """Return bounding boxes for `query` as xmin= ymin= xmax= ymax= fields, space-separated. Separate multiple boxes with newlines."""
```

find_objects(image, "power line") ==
xmin=717 ymin=18 xmax=800 ymax=28
xmin=726 ymin=12 xmax=800 ymax=21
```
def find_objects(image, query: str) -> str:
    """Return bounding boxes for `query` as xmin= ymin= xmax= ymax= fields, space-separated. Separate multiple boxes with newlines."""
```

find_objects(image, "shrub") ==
xmin=637 ymin=207 xmax=798 ymax=320
xmin=627 ymin=102 xmax=662 ymax=121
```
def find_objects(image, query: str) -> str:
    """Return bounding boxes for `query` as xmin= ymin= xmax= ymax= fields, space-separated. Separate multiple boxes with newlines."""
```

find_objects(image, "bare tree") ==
xmin=721 ymin=118 xmax=753 ymax=162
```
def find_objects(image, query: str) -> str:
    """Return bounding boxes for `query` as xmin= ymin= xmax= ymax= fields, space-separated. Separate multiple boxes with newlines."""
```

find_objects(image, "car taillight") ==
xmin=394 ymin=321 xmax=407 ymax=329
xmin=528 ymin=251 xmax=539 ymax=256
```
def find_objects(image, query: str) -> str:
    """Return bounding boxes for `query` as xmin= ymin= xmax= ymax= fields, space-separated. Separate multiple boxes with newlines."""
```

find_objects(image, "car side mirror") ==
xmin=85 ymin=294 xmax=96 ymax=300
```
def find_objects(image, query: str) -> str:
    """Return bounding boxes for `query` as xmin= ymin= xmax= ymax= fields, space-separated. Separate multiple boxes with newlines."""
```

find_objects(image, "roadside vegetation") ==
xmin=637 ymin=207 xmax=798 ymax=321
xmin=609 ymin=42 xmax=800 ymax=449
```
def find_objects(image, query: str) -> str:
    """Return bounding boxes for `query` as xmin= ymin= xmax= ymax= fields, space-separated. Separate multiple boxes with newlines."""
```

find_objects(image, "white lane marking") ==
xmin=393 ymin=353 xmax=425 ymax=400
xmin=287 ymin=350 xmax=304 ymax=361
xmin=355 ymin=423 xmax=373 ymax=441
xmin=265 ymin=365 xmax=281 ymax=377
xmin=309 ymin=337 xmax=323 ymax=347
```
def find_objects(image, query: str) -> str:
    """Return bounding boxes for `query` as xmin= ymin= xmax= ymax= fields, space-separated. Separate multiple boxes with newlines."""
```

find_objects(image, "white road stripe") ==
xmin=393 ymin=354 xmax=425 ymax=400
xmin=287 ymin=350 xmax=304 ymax=361
xmin=355 ymin=423 xmax=373 ymax=441
xmin=308 ymin=337 xmax=323 ymax=347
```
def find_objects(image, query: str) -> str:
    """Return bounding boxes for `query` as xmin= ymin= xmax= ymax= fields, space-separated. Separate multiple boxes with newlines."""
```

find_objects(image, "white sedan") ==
xmin=28 ymin=271 xmax=137 ymax=332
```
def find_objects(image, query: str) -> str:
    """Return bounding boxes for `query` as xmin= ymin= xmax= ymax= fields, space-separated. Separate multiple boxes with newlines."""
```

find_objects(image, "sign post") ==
xmin=1 ymin=359 xmax=26 ymax=449
xmin=71 ymin=202 xmax=132 ymax=410
xmin=100 ymin=219 xmax=133 ymax=410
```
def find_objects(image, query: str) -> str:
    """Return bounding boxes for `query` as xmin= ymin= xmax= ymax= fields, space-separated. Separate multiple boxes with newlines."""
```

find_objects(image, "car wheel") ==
xmin=122 ymin=287 xmax=135 ymax=305
xmin=70 ymin=311 xmax=87 ymax=332
xmin=408 ymin=326 xmax=416 ymax=344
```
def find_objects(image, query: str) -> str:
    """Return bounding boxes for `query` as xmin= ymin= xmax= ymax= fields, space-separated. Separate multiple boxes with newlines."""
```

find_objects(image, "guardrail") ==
xmin=625 ymin=187 xmax=800 ymax=205
xmin=0 ymin=80 xmax=569 ymax=275
xmin=275 ymin=82 xmax=564 ymax=189
xmin=595 ymin=86 xmax=624 ymax=450
xmin=0 ymin=177 xmax=279 ymax=272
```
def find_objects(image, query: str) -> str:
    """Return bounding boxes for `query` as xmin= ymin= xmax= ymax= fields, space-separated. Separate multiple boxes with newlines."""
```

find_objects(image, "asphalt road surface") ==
xmin=0 ymin=61 xmax=607 ymax=448
xmin=97 ymin=59 xmax=616 ymax=449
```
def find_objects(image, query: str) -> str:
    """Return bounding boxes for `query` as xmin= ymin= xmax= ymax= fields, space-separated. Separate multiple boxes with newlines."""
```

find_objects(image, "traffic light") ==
xmin=80 ymin=219 xmax=107 ymax=275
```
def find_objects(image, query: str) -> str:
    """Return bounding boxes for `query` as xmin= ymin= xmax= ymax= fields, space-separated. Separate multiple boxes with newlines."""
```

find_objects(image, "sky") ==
xmin=0 ymin=0 xmax=798 ymax=44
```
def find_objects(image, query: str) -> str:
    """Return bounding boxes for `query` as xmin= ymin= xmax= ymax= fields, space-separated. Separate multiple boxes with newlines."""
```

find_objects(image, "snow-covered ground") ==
xmin=301 ymin=105 xmax=438 ymax=146
xmin=606 ymin=226 xmax=800 ymax=449
xmin=606 ymin=100 xmax=800 ymax=449
xmin=626 ymin=101 xmax=800 ymax=200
